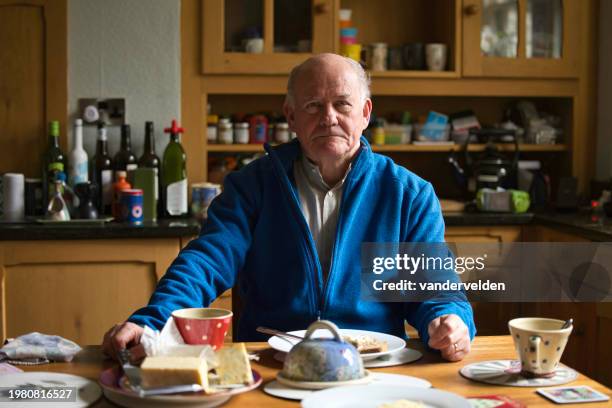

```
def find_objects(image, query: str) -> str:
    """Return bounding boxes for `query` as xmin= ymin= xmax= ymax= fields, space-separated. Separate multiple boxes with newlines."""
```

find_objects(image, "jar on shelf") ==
xmin=249 ymin=115 xmax=268 ymax=144
xmin=207 ymin=114 xmax=218 ymax=143
xmin=275 ymin=122 xmax=290 ymax=143
xmin=218 ymin=118 xmax=233 ymax=144
xmin=369 ymin=43 xmax=388 ymax=71
xmin=234 ymin=122 xmax=249 ymax=144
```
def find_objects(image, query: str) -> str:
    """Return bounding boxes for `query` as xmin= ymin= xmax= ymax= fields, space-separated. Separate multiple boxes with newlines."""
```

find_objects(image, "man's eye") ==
xmin=335 ymin=101 xmax=352 ymax=111
xmin=305 ymin=103 xmax=320 ymax=112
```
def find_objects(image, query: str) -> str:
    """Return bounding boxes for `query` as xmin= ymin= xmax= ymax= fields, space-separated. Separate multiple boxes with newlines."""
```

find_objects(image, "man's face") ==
xmin=284 ymin=59 xmax=372 ymax=163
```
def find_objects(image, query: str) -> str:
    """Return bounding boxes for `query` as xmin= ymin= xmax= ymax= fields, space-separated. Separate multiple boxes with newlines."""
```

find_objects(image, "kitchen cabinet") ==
xmin=201 ymin=0 xmax=335 ymax=74
xmin=0 ymin=238 xmax=181 ymax=345
xmin=462 ymin=0 xmax=581 ymax=78
xmin=0 ymin=0 xmax=67 ymax=177
xmin=445 ymin=226 xmax=522 ymax=337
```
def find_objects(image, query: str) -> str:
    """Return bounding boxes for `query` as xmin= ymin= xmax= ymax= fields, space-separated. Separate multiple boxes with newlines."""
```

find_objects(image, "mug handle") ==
xmin=529 ymin=335 xmax=541 ymax=367
xmin=304 ymin=320 xmax=343 ymax=342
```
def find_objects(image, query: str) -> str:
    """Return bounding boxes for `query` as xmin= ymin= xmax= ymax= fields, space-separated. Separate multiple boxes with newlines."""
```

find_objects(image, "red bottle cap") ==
xmin=164 ymin=119 xmax=184 ymax=135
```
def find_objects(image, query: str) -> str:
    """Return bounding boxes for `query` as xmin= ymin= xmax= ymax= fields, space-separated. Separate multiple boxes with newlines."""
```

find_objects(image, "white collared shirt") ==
xmin=293 ymin=156 xmax=351 ymax=280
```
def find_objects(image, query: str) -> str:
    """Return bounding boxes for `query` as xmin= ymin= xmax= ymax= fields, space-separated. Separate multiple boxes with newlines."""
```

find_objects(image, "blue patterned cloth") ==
xmin=0 ymin=332 xmax=81 ymax=363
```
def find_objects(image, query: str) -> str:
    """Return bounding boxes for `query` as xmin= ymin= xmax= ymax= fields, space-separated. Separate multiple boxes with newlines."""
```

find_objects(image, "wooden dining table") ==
xmin=16 ymin=335 xmax=612 ymax=407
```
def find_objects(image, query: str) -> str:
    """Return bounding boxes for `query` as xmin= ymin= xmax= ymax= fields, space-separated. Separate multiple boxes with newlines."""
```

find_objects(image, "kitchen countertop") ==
xmin=443 ymin=211 xmax=534 ymax=226
xmin=0 ymin=218 xmax=201 ymax=240
xmin=0 ymin=212 xmax=610 ymax=241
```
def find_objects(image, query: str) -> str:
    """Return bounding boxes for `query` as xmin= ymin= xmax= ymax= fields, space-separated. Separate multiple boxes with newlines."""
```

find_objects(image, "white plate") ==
xmin=276 ymin=370 xmax=373 ymax=390
xmin=301 ymin=385 xmax=471 ymax=408
xmin=264 ymin=372 xmax=432 ymax=401
xmin=268 ymin=329 xmax=406 ymax=361
xmin=99 ymin=366 xmax=261 ymax=408
xmin=0 ymin=372 xmax=102 ymax=408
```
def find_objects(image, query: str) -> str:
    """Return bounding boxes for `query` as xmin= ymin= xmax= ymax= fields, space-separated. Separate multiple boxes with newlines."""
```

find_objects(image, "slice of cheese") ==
xmin=140 ymin=356 xmax=208 ymax=389
xmin=212 ymin=343 xmax=253 ymax=385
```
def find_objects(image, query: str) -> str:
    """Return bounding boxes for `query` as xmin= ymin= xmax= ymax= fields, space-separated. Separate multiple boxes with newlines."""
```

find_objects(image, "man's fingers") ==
xmin=428 ymin=315 xmax=460 ymax=348
xmin=440 ymin=336 xmax=471 ymax=362
xmin=111 ymin=323 xmax=142 ymax=356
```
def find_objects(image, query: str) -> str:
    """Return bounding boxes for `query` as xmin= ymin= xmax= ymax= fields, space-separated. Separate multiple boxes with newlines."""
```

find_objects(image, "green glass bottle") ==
xmin=162 ymin=119 xmax=188 ymax=217
xmin=42 ymin=121 xmax=66 ymax=202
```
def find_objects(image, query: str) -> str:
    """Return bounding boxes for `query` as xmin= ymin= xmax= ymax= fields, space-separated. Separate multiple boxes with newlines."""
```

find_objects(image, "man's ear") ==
xmin=362 ymin=98 xmax=373 ymax=129
xmin=283 ymin=101 xmax=296 ymax=131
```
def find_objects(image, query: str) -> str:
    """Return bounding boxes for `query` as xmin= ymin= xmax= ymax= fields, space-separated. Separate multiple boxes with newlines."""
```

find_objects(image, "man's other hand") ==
xmin=102 ymin=322 xmax=144 ymax=361
xmin=427 ymin=314 xmax=471 ymax=361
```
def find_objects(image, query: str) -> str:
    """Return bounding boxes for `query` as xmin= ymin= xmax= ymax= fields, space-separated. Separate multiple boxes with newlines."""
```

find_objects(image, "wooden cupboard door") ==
xmin=201 ymin=0 xmax=335 ymax=74
xmin=0 ymin=0 xmax=67 ymax=177
xmin=0 ymin=239 xmax=179 ymax=345
xmin=462 ymin=0 xmax=581 ymax=78
xmin=445 ymin=226 xmax=522 ymax=335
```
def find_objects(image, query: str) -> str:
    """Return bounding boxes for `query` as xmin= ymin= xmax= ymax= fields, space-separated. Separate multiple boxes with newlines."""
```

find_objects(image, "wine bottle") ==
xmin=138 ymin=121 xmax=161 ymax=216
xmin=113 ymin=124 xmax=138 ymax=173
xmin=67 ymin=119 xmax=89 ymax=187
xmin=42 ymin=120 xmax=66 ymax=202
xmin=162 ymin=119 xmax=188 ymax=217
xmin=91 ymin=122 xmax=114 ymax=214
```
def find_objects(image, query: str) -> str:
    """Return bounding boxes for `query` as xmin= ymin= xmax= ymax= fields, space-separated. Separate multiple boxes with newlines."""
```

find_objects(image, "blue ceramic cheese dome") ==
xmin=281 ymin=320 xmax=365 ymax=382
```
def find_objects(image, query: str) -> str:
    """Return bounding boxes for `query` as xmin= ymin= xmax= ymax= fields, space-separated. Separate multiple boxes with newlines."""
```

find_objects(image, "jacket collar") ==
xmin=264 ymin=136 xmax=372 ymax=178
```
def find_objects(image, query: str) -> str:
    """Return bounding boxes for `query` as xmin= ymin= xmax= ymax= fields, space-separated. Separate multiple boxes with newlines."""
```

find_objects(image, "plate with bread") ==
xmin=99 ymin=343 xmax=262 ymax=408
xmin=268 ymin=328 xmax=406 ymax=361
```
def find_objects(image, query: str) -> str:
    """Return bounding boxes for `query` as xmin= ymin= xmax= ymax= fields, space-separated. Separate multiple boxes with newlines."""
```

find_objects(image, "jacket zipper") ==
xmin=265 ymin=145 xmax=324 ymax=320
xmin=319 ymin=145 xmax=366 ymax=317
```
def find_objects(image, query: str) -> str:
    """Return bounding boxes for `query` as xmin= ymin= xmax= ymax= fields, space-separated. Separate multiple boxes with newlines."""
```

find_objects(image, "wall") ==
xmin=596 ymin=0 xmax=612 ymax=180
xmin=68 ymin=0 xmax=180 ymax=158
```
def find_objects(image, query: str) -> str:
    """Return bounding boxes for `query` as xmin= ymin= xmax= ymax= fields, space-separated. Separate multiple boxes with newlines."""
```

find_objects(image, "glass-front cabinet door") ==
xmin=462 ymin=0 xmax=579 ymax=77
xmin=202 ymin=0 xmax=335 ymax=74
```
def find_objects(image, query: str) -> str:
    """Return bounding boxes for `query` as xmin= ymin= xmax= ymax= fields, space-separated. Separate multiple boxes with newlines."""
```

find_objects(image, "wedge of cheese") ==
xmin=140 ymin=356 xmax=208 ymax=389
xmin=212 ymin=343 xmax=253 ymax=385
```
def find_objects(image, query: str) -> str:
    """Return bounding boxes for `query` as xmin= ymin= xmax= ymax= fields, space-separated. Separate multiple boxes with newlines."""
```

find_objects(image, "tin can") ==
xmin=249 ymin=115 xmax=268 ymax=144
xmin=120 ymin=189 xmax=144 ymax=224
xmin=191 ymin=182 xmax=222 ymax=221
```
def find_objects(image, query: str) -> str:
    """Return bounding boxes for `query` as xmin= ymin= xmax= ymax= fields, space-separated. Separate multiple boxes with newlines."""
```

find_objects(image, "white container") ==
xmin=68 ymin=119 xmax=89 ymax=187
xmin=218 ymin=118 xmax=233 ymax=144
xmin=2 ymin=173 xmax=24 ymax=221
xmin=384 ymin=124 xmax=412 ymax=144
xmin=234 ymin=122 xmax=249 ymax=144
xmin=425 ymin=43 xmax=447 ymax=71
xmin=275 ymin=122 xmax=290 ymax=143
xmin=339 ymin=9 xmax=352 ymax=21
xmin=414 ymin=123 xmax=451 ymax=142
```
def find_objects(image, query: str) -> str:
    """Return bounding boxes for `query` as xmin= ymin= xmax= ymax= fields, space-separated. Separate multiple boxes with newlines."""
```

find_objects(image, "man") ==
xmin=103 ymin=53 xmax=475 ymax=362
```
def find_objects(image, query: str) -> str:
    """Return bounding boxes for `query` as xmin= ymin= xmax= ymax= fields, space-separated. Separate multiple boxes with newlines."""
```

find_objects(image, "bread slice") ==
xmin=343 ymin=335 xmax=388 ymax=354
xmin=211 ymin=343 xmax=254 ymax=385
xmin=140 ymin=356 xmax=208 ymax=389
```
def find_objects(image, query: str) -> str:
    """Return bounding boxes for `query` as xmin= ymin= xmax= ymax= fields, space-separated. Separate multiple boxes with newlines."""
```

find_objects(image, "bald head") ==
xmin=285 ymin=53 xmax=370 ymax=107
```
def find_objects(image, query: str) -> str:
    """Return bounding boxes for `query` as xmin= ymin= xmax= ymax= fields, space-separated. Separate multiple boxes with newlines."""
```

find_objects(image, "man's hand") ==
xmin=427 ymin=314 xmax=471 ymax=361
xmin=102 ymin=322 xmax=144 ymax=361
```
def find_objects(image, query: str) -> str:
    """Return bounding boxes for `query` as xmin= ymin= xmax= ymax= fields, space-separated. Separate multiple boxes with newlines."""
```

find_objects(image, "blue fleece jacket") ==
xmin=128 ymin=137 xmax=476 ymax=345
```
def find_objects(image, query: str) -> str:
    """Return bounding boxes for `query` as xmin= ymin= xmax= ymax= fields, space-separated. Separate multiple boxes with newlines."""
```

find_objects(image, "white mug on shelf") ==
xmin=425 ymin=43 xmax=447 ymax=71
xmin=244 ymin=38 xmax=264 ymax=54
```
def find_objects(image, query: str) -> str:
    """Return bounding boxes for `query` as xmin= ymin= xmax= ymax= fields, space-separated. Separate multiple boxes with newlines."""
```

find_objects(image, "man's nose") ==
xmin=320 ymin=104 xmax=339 ymax=127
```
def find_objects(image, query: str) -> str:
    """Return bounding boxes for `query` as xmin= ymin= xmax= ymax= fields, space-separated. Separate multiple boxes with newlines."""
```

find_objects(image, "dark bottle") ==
xmin=138 ymin=121 xmax=162 ymax=217
xmin=42 ymin=120 xmax=67 ymax=202
xmin=113 ymin=124 xmax=138 ymax=174
xmin=91 ymin=122 xmax=114 ymax=214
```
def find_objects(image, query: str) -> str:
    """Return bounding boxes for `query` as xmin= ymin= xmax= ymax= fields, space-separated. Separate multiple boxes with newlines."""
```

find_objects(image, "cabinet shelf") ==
xmin=206 ymin=143 xmax=568 ymax=153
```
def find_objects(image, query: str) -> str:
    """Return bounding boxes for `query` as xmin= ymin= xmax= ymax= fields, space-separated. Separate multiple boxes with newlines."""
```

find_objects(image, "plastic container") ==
xmin=414 ymin=123 xmax=451 ymax=142
xmin=339 ymin=9 xmax=352 ymax=21
xmin=120 ymin=189 xmax=144 ymax=225
xmin=340 ymin=44 xmax=362 ymax=62
xmin=384 ymin=124 xmax=412 ymax=144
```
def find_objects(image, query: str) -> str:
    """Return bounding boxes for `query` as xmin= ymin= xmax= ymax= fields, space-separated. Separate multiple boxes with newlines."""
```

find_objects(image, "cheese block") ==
xmin=140 ymin=356 xmax=208 ymax=389
xmin=212 ymin=343 xmax=253 ymax=385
